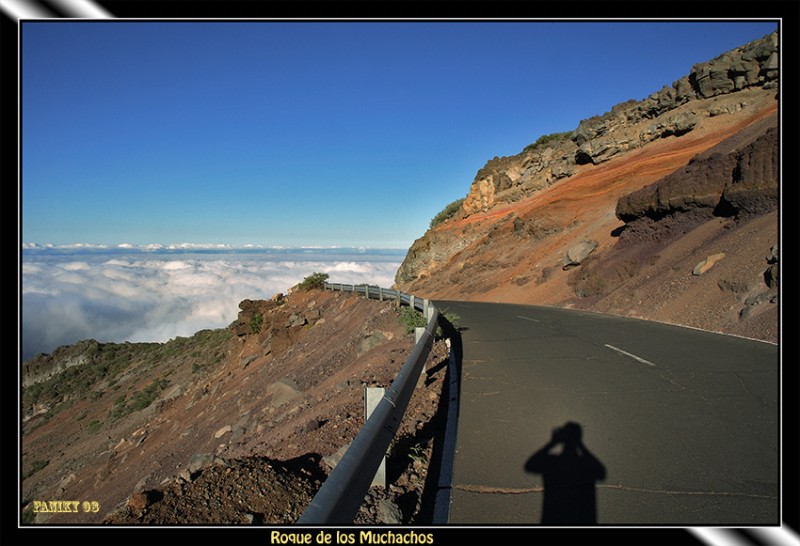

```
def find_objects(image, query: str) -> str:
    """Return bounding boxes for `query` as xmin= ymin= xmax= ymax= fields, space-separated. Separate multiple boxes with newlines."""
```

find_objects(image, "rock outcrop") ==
xmin=395 ymin=221 xmax=486 ymax=286
xmin=562 ymin=240 xmax=599 ymax=270
xmin=615 ymin=114 xmax=777 ymax=239
xmin=457 ymin=31 xmax=778 ymax=218
xmin=393 ymin=31 xmax=779 ymax=348
xmin=22 ymin=339 xmax=96 ymax=387
xmin=397 ymin=31 xmax=780 ymax=293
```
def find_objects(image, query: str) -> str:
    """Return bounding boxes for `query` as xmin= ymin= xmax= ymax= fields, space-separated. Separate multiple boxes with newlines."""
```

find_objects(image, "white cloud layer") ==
xmin=20 ymin=248 xmax=404 ymax=361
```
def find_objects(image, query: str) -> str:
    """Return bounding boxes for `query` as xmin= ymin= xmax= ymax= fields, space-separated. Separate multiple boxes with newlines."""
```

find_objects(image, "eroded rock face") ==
xmin=396 ymin=31 xmax=779 ymax=299
xmin=719 ymin=127 xmax=779 ymax=218
xmin=457 ymin=31 xmax=778 ymax=217
xmin=615 ymin=116 xmax=778 ymax=234
xmin=22 ymin=340 xmax=97 ymax=387
xmin=395 ymin=225 xmax=485 ymax=287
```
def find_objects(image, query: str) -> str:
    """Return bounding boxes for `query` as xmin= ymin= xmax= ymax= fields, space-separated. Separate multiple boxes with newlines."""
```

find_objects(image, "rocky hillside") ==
xmin=21 ymin=287 xmax=450 ymax=525
xmin=395 ymin=31 xmax=779 ymax=344
xmin=19 ymin=30 xmax=781 ymax=530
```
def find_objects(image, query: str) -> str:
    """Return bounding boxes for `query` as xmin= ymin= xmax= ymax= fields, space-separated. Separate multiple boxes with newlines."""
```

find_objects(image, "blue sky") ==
xmin=21 ymin=20 xmax=778 ymax=249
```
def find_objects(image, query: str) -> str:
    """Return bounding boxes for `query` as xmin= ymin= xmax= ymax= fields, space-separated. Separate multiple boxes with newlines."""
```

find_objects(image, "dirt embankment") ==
xmin=22 ymin=289 xmax=451 ymax=526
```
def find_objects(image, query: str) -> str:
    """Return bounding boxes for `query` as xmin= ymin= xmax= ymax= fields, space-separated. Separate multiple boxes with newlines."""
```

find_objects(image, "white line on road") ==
xmin=604 ymin=344 xmax=656 ymax=366
xmin=516 ymin=315 xmax=540 ymax=322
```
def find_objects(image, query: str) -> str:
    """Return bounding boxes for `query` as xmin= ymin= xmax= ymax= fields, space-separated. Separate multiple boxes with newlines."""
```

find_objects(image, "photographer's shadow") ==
xmin=524 ymin=421 xmax=606 ymax=525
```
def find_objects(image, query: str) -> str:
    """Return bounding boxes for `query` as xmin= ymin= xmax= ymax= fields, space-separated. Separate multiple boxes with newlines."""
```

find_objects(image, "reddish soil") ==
xmin=404 ymin=94 xmax=779 ymax=344
xmin=21 ymin=289 xmax=451 ymax=526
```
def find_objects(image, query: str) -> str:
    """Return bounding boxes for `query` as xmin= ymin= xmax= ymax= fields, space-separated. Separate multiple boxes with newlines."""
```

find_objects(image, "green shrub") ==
xmin=522 ymin=131 xmax=573 ymax=153
xmin=440 ymin=312 xmax=460 ymax=333
xmin=299 ymin=272 xmax=329 ymax=291
xmin=430 ymin=198 xmax=465 ymax=229
xmin=23 ymin=459 xmax=49 ymax=479
xmin=399 ymin=307 xmax=460 ymax=338
xmin=131 ymin=378 xmax=169 ymax=411
xmin=398 ymin=306 xmax=428 ymax=335
xmin=87 ymin=420 xmax=103 ymax=434
xmin=109 ymin=396 xmax=130 ymax=420
xmin=250 ymin=313 xmax=263 ymax=333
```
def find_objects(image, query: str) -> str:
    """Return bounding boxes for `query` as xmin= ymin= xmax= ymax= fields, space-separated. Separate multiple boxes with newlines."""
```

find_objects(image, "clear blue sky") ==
xmin=21 ymin=20 xmax=778 ymax=249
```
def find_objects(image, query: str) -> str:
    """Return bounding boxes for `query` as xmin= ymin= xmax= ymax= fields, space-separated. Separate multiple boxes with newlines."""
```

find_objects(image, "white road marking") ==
xmin=516 ymin=315 xmax=540 ymax=322
xmin=604 ymin=344 xmax=656 ymax=367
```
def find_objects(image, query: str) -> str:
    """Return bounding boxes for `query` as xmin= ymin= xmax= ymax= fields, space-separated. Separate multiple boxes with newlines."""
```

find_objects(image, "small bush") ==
xmin=299 ymin=272 xmax=329 ymax=291
xmin=23 ymin=459 xmax=49 ymax=479
xmin=398 ymin=306 xmax=427 ymax=335
xmin=430 ymin=198 xmax=465 ymax=229
xmin=399 ymin=306 xmax=460 ymax=338
xmin=440 ymin=312 xmax=460 ymax=334
xmin=522 ymin=131 xmax=573 ymax=154
xmin=87 ymin=420 xmax=103 ymax=434
xmin=131 ymin=378 xmax=169 ymax=411
xmin=250 ymin=313 xmax=263 ymax=333
xmin=109 ymin=396 xmax=130 ymax=420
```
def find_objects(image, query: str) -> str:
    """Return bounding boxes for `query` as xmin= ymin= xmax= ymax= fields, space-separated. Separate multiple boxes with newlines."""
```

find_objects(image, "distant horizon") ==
xmin=21 ymin=245 xmax=405 ymax=360
xmin=21 ymin=241 xmax=409 ymax=251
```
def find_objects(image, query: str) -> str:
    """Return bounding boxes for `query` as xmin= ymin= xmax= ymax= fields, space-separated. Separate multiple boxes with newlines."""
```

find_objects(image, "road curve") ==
xmin=434 ymin=300 xmax=779 ymax=526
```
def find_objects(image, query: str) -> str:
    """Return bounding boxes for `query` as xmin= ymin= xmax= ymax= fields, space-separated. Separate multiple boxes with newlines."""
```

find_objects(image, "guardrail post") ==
xmin=409 ymin=294 xmax=415 ymax=310
xmin=365 ymin=386 xmax=386 ymax=488
xmin=414 ymin=327 xmax=428 ymax=373
xmin=378 ymin=287 xmax=383 ymax=301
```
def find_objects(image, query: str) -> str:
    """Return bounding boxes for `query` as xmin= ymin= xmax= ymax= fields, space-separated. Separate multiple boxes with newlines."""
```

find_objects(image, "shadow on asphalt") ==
xmin=525 ymin=421 xmax=606 ymax=525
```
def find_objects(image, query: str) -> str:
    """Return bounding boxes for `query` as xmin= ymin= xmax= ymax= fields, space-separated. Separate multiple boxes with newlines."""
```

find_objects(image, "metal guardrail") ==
xmin=297 ymin=282 xmax=440 ymax=524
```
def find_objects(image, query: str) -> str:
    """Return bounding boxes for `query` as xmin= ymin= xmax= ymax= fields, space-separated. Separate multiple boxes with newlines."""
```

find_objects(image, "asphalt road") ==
xmin=434 ymin=300 xmax=779 ymax=526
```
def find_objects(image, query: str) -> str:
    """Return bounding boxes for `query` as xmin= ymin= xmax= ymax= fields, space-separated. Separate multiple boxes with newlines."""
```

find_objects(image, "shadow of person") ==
xmin=525 ymin=421 xmax=606 ymax=525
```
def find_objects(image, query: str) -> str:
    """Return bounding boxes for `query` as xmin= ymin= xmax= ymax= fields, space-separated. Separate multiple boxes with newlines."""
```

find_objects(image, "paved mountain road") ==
xmin=434 ymin=301 xmax=779 ymax=525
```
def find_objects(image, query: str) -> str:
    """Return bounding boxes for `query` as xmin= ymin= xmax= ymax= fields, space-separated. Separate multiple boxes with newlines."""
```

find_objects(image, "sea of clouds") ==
xmin=20 ymin=244 xmax=405 ymax=362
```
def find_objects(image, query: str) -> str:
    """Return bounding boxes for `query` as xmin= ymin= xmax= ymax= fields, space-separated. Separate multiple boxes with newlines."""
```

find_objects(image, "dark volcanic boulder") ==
xmin=616 ymin=115 xmax=777 ymax=225
xmin=615 ymin=151 xmax=737 ymax=222
xmin=718 ymin=127 xmax=779 ymax=218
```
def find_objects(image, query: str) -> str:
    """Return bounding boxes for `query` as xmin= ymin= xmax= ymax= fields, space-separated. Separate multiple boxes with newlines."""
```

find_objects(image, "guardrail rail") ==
xmin=297 ymin=282 xmax=445 ymax=524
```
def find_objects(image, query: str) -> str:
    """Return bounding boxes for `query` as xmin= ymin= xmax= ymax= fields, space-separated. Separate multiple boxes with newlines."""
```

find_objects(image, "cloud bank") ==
xmin=20 ymin=248 xmax=404 ymax=362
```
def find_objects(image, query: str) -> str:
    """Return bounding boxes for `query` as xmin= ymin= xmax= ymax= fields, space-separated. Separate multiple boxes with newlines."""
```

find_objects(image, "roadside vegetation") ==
xmin=398 ymin=306 xmax=460 ymax=338
xmin=298 ymin=272 xmax=329 ymax=291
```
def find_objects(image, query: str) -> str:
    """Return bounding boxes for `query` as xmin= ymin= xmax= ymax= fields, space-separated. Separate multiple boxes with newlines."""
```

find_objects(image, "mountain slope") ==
xmin=21 ymin=288 xmax=450 ymax=525
xmin=395 ymin=32 xmax=780 ymax=344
